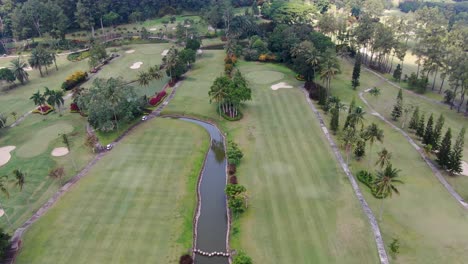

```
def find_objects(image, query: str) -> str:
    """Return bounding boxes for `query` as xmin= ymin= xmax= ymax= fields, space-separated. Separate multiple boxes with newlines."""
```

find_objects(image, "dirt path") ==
xmin=301 ymin=88 xmax=389 ymax=264
xmin=359 ymin=89 xmax=468 ymax=210
xmin=3 ymin=80 xmax=183 ymax=264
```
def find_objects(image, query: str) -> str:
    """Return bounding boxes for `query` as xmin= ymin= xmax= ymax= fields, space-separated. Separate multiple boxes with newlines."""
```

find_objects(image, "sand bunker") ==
xmin=461 ymin=161 xmax=468 ymax=176
xmin=271 ymin=82 xmax=293 ymax=90
xmin=161 ymin=49 xmax=169 ymax=56
xmin=51 ymin=147 xmax=69 ymax=157
xmin=25 ymin=66 xmax=33 ymax=71
xmin=125 ymin=49 xmax=135 ymax=54
xmin=130 ymin=62 xmax=143 ymax=69
xmin=0 ymin=146 xmax=16 ymax=167
xmin=197 ymin=49 xmax=203 ymax=55
xmin=149 ymin=27 xmax=157 ymax=31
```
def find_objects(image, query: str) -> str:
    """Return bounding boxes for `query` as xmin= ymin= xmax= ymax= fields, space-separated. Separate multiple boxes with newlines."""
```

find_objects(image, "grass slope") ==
xmin=324 ymin=58 xmax=468 ymax=263
xmin=16 ymin=118 xmax=209 ymax=264
xmin=164 ymin=51 xmax=379 ymax=263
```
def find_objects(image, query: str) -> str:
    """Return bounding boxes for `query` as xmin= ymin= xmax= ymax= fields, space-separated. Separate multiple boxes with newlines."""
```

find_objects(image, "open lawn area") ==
xmin=323 ymin=58 xmax=468 ymax=263
xmin=163 ymin=51 xmax=380 ymax=263
xmin=16 ymin=118 xmax=209 ymax=264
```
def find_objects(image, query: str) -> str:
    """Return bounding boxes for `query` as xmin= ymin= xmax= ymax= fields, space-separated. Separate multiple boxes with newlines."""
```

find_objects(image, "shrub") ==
xmin=228 ymin=195 xmax=246 ymax=215
xmin=32 ymin=104 xmax=54 ymax=115
xmin=357 ymin=170 xmax=374 ymax=188
xmin=227 ymin=141 xmax=243 ymax=166
xmin=228 ymin=164 xmax=237 ymax=175
xmin=0 ymin=228 xmax=11 ymax=260
xmin=70 ymin=102 xmax=80 ymax=113
xmin=390 ymin=238 xmax=400 ymax=256
xmin=61 ymin=71 xmax=88 ymax=91
xmin=233 ymin=251 xmax=253 ymax=264
xmin=296 ymin=74 xmax=305 ymax=81
xmin=229 ymin=175 xmax=238 ymax=184
xmin=179 ymin=254 xmax=193 ymax=264
xmin=258 ymin=54 xmax=276 ymax=62
xmin=149 ymin=90 xmax=167 ymax=106
xmin=225 ymin=184 xmax=246 ymax=199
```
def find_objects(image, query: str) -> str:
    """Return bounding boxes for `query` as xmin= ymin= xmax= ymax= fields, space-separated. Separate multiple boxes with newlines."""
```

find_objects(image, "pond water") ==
xmin=178 ymin=118 xmax=229 ymax=264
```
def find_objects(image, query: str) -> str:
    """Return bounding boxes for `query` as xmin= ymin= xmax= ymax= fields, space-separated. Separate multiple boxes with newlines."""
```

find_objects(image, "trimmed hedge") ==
xmin=62 ymin=71 xmax=88 ymax=91
xmin=32 ymin=104 xmax=54 ymax=115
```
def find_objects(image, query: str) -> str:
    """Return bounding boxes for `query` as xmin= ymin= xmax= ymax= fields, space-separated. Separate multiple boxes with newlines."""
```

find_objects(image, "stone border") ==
xmin=359 ymin=90 xmax=468 ymax=209
xmin=302 ymin=88 xmax=389 ymax=264
xmin=161 ymin=114 xmax=232 ymax=263
xmin=3 ymin=80 xmax=183 ymax=264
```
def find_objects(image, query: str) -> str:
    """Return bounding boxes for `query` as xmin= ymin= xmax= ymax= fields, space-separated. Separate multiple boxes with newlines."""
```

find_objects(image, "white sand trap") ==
xmin=25 ymin=66 xmax=33 ymax=71
xmin=149 ymin=27 xmax=157 ymax=31
xmin=208 ymin=25 xmax=215 ymax=32
xmin=461 ymin=161 xmax=468 ymax=176
xmin=184 ymin=25 xmax=191 ymax=28
xmin=0 ymin=146 xmax=15 ymax=167
xmin=130 ymin=62 xmax=143 ymax=69
xmin=51 ymin=147 xmax=69 ymax=157
xmin=125 ymin=49 xmax=135 ymax=54
xmin=161 ymin=49 xmax=169 ymax=56
xmin=271 ymin=82 xmax=293 ymax=90
xmin=197 ymin=49 xmax=203 ymax=55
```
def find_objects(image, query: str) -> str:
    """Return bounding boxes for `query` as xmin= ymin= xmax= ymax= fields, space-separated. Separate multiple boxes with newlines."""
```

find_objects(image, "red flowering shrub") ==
xmin=32 ymin=104 xmax=54 ymax=115
xmin=149 ymin=90 xmax=167 ymax=106
xmin=229 ymin=175 xmax=238 ymax=184
xmin=70 ymin=102 xmax=80 ymax=113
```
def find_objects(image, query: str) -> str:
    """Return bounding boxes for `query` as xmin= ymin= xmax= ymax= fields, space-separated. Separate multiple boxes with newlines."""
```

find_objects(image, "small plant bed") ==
xmin=66 ymin=50 xmax=90 ymax=62
xmin=295 ymin=74 xmax=305 ymax=81
xmin=148 ymin=90 xmax=168 ymax=108
xmin=70 ymin=103 xmax=80 ymax=113
xmin=32 ymin=104 xmax=54 ymax=115
xmin=61 ymin=71 xmax=88 ymax=91
xmin=356 ymin=170 xmax=386 ymax=199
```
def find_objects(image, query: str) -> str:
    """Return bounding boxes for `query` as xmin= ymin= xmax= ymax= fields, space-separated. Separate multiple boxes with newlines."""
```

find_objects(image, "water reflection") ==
xmin=211 ymin=139 xmax=225 ymax=163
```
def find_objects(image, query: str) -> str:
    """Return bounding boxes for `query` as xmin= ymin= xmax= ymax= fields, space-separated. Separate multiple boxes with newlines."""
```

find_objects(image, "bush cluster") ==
xmin=149 ymin=90 xmax=167 ymax=106
xmin=70 ymin=102 xmax=80 ymax=113
xmin=356 ymin=170 xmax=386 ymax=199
xmin=227 ymin=141 xmax=243 ymax=166
xmin=67 ymin=50 xmax=90 ymax=62
xmin=61 ymin=71 xmax=88 ymax=91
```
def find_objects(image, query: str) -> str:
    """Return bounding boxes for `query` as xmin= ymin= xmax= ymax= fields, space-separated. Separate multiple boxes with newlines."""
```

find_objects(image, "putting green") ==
xmin=245 ymin=70 xmax=284 ymax=84
xmin=16 ymin=123 xmax=74 ymax=158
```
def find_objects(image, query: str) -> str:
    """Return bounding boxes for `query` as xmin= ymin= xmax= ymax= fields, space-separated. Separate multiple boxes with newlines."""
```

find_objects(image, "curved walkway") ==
xmin=359 ymin=89 xmax=468 ymax=210
xmin=3 ymin=81 xmax=183 ymax=264
xmin=301 ymin=88 xmax=389 ymax=264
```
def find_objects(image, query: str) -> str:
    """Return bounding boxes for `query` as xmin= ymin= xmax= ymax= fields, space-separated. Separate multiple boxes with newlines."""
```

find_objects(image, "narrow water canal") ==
xmin=177 ymin=118 xmax=229 ymax=264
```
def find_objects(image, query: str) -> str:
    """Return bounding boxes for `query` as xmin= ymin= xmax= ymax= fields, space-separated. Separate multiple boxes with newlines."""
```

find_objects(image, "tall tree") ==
xmin=391 ymin=89 xmax=403 ymax=121
xmin=9 ymin=58 xmax=29 ymax=84
xmin=436 ymin=128 xmax=452 ymax=169
xmin=448 ymin=128 xmax=465 ymax=174
xmin=432 ymin=114 xmax=445 ymax=150
xmin=408 ymin=106 xmax=419 ymax=131
xmin=364 ymin=123 xmax=384 ymax=168
xmin=75 ymin=0 xmax=96 ymax=36
xmin=62 ymin=133 xmax=77 ymax=171
xmin=416 ymin=113 xmax=426 ymax=138
xmin=30 ymin=90 xmax=46 ymax=115
xmin=341 ymin=127 xmax=358 ymax=165
xmin=423 ymin=114 xmax=434 ymax=146
xmin=209 ymin=76 xmax=229 ymax=118
xmin=351 ymin=52 xmax=361 ymax=90
xmin=393 ymin=64 xmax=402 ymax=82
xmin=319 ymin=48 xmax=340 ymax=97
xmin=375 ymin=164 xmax=403 ymax=221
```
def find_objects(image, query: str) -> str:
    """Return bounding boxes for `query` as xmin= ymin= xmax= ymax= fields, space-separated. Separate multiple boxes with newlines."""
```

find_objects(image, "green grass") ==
xmin=323 ymin=58 xmax=468 ymax=263
xmin=16 ymin=118 xmax=209 ymax=264
xmin=164 ymin=52 xmax=380 ymax=263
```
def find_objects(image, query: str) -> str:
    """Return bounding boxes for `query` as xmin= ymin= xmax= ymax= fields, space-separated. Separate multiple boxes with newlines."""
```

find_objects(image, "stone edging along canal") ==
xmin=301 ymin=88 xmax=390 ymax=264
xmin=161 ymin=115 xmax=232 ymax=264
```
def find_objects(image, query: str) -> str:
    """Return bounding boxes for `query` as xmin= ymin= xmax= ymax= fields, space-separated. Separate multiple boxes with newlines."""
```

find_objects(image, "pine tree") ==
xmin=448 ymin=128 xmax=465 ymax=174
xmin=437 ymin=128 xmax=452 ymax=169
xmin=330 ymin=103 xmax=340 ymax=133
xmin=344 ymin=98 xmax=355 ymax=130
xmin=393 ymin=64 xmax=402 ymax=82
xmin=432 ymin=114 xmax=445 ymax=150
xmin=423 ymin=114 xmax=434 ymax=146
xmin=408 ymin=106 xmax=419 ymax=130
xmin=416 ymin=114 xmax=425 ymax=138
xmin=391 ymin=89 xmax=403 ymax=121
xmin=351 ymin=53 xmax=361 ymax=90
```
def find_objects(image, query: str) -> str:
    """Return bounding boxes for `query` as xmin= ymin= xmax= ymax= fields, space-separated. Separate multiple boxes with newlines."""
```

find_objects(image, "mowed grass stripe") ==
xmin=17 ymin=118 xmax=209 ymax=264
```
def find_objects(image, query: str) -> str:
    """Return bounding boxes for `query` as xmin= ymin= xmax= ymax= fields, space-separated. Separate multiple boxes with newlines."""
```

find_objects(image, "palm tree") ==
xmin=375 ymin=148 xmax=392 ymax=168
xmin=29 ymin=49 xmax=44 ymax=77
xmin=374 ymin=164 xmax=403 ymax=221
xmin=320 ymin=49 xmax=341 ymax=97
xmin=209 ymin=76 xmax=229 ymax=118
xmin=50 ymin=50 xmax=58 ymax=71
xmin=348 ymin=106 xmax=366 ymax=130
xmin=0 ymin=113 xmax=7 ymax=128
xmin=369 ymin=87 xmax=381 ymax=97
xmin=62 ymin=134 xmax=77 ymax=171
xmin=364 ymin=123 xmax=384 ymax=168
xmin=12 ymin=169 xmax=25 ymax=191
xmin=9 ymin=58 xmax=29 ymax=84
xmin=30 ymin=91 xmax=46 ymax=115
xmin=137 ymin=71 xmax=152 ymax=95
xmin=305 ymin=47 xmax=322 ymax=83
xmin=0 ymin=171 xmax=26 ymax=226
xmin=148 ymin=65 xmax=163 ymax=80
xmin=45 ymin=89 xmax=64 ymax=113
xmin=341 ymin=127 xmax=358 ymax=165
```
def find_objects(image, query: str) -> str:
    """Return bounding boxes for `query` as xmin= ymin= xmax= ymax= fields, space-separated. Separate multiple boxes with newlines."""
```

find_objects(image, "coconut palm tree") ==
xmin=305 ymin=47 xmax=322 ymax=83
xmin=375 ymin=148 xmax=392 ymax=168
xmin=9 ymin=58 xmax=29 ymax=84
xmin=50 ymin=50 xmax=58 ymax=71
xmin=0 ymin=171 xmax=26 ymax=226
xmin=45 ymin=89 xmax=64 ymax=113
xmin=148 ymin=65 xmax=163 ymax=80
xmin=29 ymin=49 xmax=44 ymax=77
xmin=209 ymin=76 xmax=229 ymax=118
xmin=364 ymin=123 xmax=384 ymax=168
xmin=319 ymin=49 xmax=340 ymax=97
xmin=30 ymin=91 xmax=46 ymax=115
xmin=137 ymin=71 xmax=152 ymax=95
xmin=374 ymin=164 xmax=403 ymax=221
xmin=12 ymin=169 xmax=25 ymax=191
xmin=348 ymin=106 xmax=366 ymax=130
xmin=341 ymin=127 xmax=358 ymax=165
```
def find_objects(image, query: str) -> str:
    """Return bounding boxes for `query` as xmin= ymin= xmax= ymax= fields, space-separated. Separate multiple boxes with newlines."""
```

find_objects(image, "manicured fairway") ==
xmin=16 ymin=118 xmax=209 ymax=263
xmin=325 ymin=59 xmax=468 ymax=263
xmin=164 ymin=51 xmax=380 ymax=263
